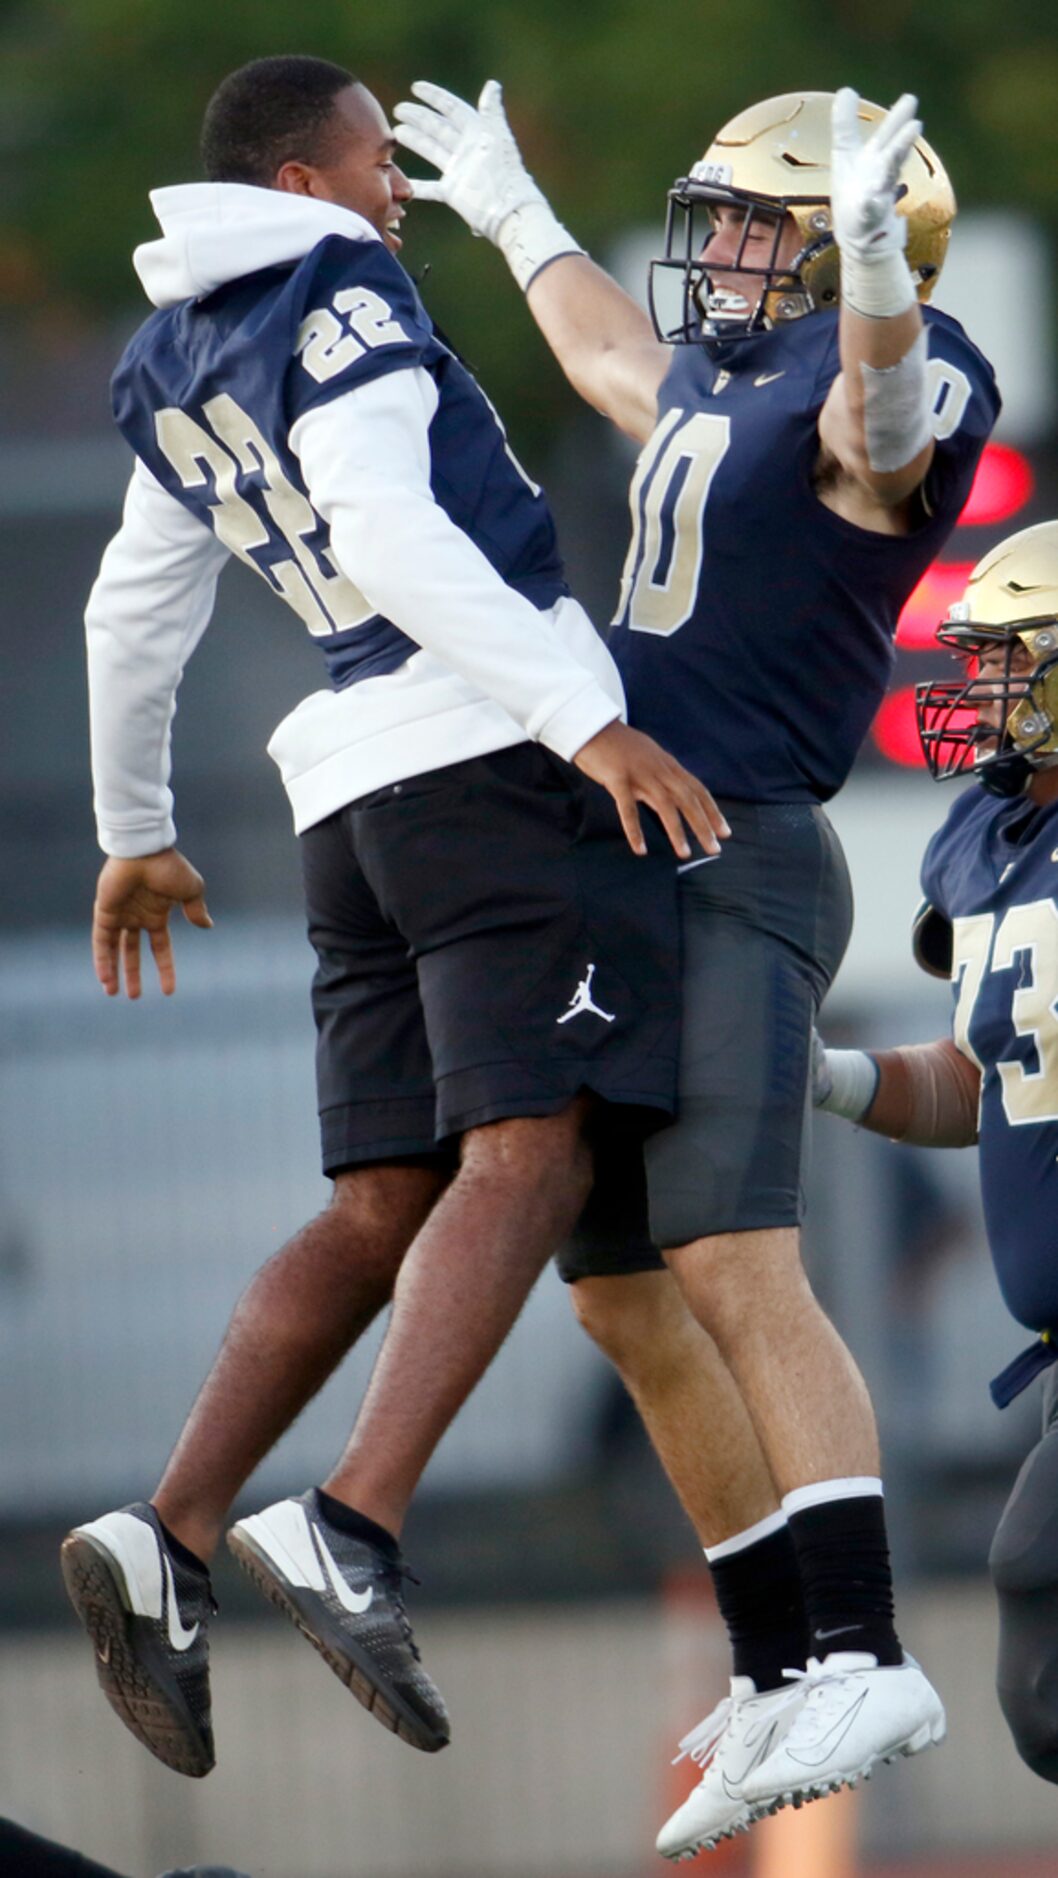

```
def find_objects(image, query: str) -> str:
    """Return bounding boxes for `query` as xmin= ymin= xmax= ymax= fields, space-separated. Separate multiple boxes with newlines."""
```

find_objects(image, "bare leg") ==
xmin=326 ymin=1100 xmax=595 ymax=1536
xmin=569 ymin=1269 xmax=779 ymax=1545
xmin=665 ymin=1226 xmax=879 ymax=1494
xmin=153 ymin=1161 xmax=447 ymax=1563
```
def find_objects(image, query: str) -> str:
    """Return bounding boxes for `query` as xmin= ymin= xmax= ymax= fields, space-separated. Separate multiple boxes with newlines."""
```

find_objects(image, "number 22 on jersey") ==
xmin=952 ymin=900 xmax=1058 ymax=1124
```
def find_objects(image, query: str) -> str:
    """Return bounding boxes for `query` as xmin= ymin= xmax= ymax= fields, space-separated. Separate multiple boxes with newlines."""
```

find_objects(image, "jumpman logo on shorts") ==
xmin=556 ymin=963 xmax=616 ymax=1026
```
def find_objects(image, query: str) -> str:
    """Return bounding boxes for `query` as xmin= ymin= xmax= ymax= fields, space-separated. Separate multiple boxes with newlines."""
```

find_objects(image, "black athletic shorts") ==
xmin=300 ymin=743 xmax=681 ymax=1175
xmin=559 ymin=799 xmax=853 ymax=1278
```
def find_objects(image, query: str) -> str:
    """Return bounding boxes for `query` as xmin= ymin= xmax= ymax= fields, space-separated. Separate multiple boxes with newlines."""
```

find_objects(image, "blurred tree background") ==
xmin=3 ymin=0 xmax=1056 ymax=458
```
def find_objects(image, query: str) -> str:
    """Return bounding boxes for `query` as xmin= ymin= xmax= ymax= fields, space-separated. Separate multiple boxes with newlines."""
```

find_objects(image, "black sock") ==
xmin=708 ymin=1523 xmax=811 ymax=1692
xmin=313 ymin=1488 xmax=400 ymax=1560
xmin=787 ymin=1492 xmax=902 ymax=1666
xmin=155 ymin=1515 xmax=209 ymax=1578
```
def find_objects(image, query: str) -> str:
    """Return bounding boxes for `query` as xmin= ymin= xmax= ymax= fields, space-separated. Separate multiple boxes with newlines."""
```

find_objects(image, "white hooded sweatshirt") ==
xmin=85 ymin=184 xmax=624 ymax=855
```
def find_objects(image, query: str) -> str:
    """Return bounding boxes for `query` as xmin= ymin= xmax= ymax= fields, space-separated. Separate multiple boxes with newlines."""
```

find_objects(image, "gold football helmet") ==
xmin=917 ymin=522 xmax=1058 ymax=796
xmin=649 ymin=90 xmax=955 ymax=344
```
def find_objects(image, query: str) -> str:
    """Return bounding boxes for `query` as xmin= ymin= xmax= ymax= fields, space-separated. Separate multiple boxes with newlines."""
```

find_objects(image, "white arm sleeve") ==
xmin=289 ymin=370 xmax=622 ymax=760
xmin=85 ymin=459 xmax=229 ymax=857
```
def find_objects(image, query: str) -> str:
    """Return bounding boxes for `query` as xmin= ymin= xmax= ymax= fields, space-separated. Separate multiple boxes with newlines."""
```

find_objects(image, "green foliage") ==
xmin=2 ymin=0 xmax=1052 ymax=451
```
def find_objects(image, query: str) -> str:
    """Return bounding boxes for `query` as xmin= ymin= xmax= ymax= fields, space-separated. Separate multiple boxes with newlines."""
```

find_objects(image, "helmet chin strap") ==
xmin=979 ymin=748 xmax=1034 ymax=799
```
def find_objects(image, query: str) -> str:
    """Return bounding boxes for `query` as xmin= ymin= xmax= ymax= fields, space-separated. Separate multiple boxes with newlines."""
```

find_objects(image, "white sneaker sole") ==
xmin=659 ymin=1805 xmax=755 ymax=1861
xmin=754 ymin=1710 xmax=947 ymax=1816
xmin=60 ymin=1529 xmax=214 ymax=1778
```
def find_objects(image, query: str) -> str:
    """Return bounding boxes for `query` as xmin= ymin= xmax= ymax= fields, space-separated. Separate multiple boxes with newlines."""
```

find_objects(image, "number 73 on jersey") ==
xmin=953 ymin=901 xmax=1058 ymax=1125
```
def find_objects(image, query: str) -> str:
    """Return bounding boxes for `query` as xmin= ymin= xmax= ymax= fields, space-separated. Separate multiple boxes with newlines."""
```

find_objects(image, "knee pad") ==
xmin=990 ymin=1427 xmax=1058 ymax=1783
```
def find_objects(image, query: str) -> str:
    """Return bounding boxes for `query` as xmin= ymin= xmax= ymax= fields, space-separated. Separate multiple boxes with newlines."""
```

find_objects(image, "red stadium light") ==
xmin=959 ymin=441 xmax=1035 ymax=527
xmin=896 ymin=562 xmax=975 ymax=649
xmin=873 ymin=688 xmax=929 ymax=766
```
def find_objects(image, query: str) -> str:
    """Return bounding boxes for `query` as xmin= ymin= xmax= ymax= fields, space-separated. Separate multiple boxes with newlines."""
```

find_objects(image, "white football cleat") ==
xmin=739 ymin=1651 xmax=946 ymax=1814
xmin=656 ymin=1676 xmax=810 ymax=1860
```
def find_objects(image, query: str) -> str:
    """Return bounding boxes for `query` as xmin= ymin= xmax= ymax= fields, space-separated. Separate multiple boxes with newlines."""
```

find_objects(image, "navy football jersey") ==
xmin=112 ymin=235 xmax=567 ymax=688
xmin=921 ymin=785 xmax=1058 ymax=1330
xmin=611 ymin=307 xmax=999 ymax=801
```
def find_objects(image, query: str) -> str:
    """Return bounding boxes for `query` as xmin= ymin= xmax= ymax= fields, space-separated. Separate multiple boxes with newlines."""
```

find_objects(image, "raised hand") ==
xmin=92 ymin=848 xmax=212 ymax=998
xmin=573 ymin=721 xmax=730 ymax=861
xmin=830 ymin=88 xmax=922 ymax=260
xmin=394 ymin=79 xmax=545 ymax=241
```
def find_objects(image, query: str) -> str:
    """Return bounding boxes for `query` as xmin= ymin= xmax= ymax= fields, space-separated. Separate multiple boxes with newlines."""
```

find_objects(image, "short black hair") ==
xmin=201 ymin=55 xmax=358 ymax=186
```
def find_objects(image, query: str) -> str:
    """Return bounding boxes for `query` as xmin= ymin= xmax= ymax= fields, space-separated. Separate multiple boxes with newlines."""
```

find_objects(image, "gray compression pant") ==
xmin=989 ymin=1364 xmax=1058 ymax=1783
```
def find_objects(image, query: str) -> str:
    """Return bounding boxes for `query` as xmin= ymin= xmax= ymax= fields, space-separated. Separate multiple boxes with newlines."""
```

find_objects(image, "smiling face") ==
xmin=273 ymin=83 xmax=411 ymax=252
xmin=702 ymin=204 xmax=803 ymax=302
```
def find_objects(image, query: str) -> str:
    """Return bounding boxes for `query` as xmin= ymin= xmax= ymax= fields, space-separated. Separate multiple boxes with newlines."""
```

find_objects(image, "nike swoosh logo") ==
xmin=162 ymin=1555 xmax=200 ymax=1652
xmin=786 ymin=1690 xmax=868 ymax=1768
xmin=313 ymin=1526 xmax=374 ymax=1615
xmin=754 ymin=371 xmax=785 ymax=387
xmin=815 ymin=1624 xmax=862 ymax=1642
xmin=720 ymin=1721 xmax=782 ymax=1795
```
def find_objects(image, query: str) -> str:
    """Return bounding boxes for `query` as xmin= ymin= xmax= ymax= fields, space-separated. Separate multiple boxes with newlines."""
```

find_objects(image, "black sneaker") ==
xmin=60 ymin=1502 xmax=215 ymax=1777
xmin=227 ymin=1490 xmax=450 ymax=1752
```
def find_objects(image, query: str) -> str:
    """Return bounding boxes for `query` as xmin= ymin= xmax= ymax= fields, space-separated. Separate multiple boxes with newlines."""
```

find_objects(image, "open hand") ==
xmin=92 ymin=848 xmax=212 ymax=998
xmin=394 ymin=80 xmax=544 ymax=241
xmin=573 ymin=721 xmax=730 ymax=860
xmin=830 ymin=88 xmax=921 ymax=260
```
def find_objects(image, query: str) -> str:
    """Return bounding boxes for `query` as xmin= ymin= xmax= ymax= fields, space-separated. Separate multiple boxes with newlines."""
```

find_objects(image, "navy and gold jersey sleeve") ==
xmin=287 ymin=236 xmax=435 ymax=423
xmin=920 ymin=308 xmax=1000 ymax=528
xmin=804 ymin=305 xmax=998 ymax=536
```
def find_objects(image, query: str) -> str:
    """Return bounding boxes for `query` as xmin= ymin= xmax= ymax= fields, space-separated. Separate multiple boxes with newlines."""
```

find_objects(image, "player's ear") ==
xmin=274 ymin=160 xmax=317 ymax=197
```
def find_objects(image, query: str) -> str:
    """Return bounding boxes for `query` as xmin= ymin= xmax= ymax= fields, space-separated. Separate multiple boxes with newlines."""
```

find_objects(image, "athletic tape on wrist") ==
xmin=497 ymin=200 xmax=584 ymax=292
xmin=840 ymin=243 xmax=917 ymax=321
xmin=860 ymin=328 xmax=932 ymax=473
xmin=821 ymin=1048 xmax=880 ymax=1122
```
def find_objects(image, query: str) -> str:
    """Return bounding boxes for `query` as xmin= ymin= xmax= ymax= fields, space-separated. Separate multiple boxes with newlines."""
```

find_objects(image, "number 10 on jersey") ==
xmin=616 ymin=409 xmax=731 ymax=637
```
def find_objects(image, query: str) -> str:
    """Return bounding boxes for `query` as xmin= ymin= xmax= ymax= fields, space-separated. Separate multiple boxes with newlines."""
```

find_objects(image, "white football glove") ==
xmin=395 ymin=80 xmax=541 ymax=239
xmin=830 ymin=87 xmax=921 ymax=317
xmin=395 ymin=80 xmax=583 ymax=290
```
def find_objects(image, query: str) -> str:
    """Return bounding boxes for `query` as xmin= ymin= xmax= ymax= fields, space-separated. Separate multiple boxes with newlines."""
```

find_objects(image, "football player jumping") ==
xmin=817 ymin=522 xmax=1058 ymax=1789
xmin=61 ymin=56 xmax=727 ymax=1782
xmin=396 ymin=82 xmax=999 ymax=1850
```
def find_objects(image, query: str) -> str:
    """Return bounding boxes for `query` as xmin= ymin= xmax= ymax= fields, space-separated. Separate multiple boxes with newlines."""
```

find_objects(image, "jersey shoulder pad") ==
xmin=290 ymin=236 xmax=432 ymax=413
xmin=911 ymin=899 xmax=953 ymax=979
xmin=918 ymin=783 xmax=996 ymax=926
